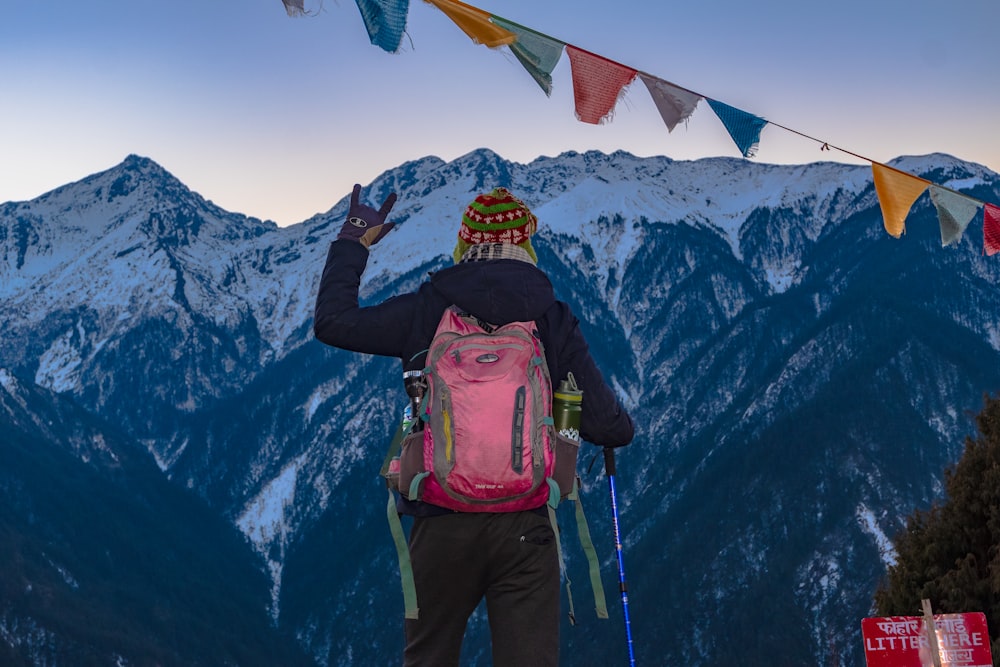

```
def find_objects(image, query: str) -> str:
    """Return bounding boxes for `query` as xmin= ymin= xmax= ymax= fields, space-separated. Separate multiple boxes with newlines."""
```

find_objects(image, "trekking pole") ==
xmin=604 ymin=447 xmax=636 ymax=666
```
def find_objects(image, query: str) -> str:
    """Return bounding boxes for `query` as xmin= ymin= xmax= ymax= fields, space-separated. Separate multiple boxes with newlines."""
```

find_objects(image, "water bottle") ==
xmin=403 ymin=370 xmax=426 ymax=433
xmin=552 ymin=372 xmax=583 ymax=442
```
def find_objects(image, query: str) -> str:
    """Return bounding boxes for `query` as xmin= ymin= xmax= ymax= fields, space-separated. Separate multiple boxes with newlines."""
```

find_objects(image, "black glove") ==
xmin=337 ymin=184 xmax=397 ymax=249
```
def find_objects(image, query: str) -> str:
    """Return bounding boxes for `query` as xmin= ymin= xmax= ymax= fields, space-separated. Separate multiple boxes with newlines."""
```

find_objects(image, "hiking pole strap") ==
xmin=386 ymin=489 xmax=419 ymax=619
xmin=569 ymin=477 xmax=609 ymax=619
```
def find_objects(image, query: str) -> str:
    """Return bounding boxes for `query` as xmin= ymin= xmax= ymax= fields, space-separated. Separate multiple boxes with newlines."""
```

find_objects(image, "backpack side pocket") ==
xmin=398 ymin=431 xmax=427 ymax=501
xmin=552 ymin=430 xmax=580 ymax=498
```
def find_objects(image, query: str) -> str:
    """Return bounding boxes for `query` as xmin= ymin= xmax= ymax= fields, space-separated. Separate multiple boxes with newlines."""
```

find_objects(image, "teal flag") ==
xmin=707 ymin=99 xmax=767 ymax=158
xmin=356 ymin=0 xmax=409 ymax=53
xmin=492 ymin=17 xmax=564 ymax=96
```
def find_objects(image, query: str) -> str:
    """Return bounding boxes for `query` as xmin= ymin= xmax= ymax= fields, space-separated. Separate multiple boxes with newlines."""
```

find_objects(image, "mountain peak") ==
xmin=102 ymin=154 xmax=186 ymax=201
xmin=26 ymin=154 xmax=191 ymax=215
xmin=120 ymin=153 xmax=160 ymax=170
xmin=889 ymin=153 xmax=995 ymax=186
xmin=114 ymin=154 xmax=183 ymax=185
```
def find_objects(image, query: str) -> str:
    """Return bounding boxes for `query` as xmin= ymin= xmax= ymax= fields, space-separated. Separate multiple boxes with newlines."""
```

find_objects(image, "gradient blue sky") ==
xmin=3 ymin=0 xmax=998 ymax=226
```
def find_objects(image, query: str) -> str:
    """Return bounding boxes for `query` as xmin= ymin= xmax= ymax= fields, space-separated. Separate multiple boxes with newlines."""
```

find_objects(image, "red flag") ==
xmin=985 ymin=203 xmax=1000 ymax=256
xmin=565 ymin=45 xmax=637 ymax=124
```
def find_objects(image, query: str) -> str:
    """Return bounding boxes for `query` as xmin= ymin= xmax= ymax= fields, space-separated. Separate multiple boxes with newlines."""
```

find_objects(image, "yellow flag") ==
xmin=871 ymin=163 xmax=930 ymax=238
xmin=423 ymin=0 xmax=516 ymax=48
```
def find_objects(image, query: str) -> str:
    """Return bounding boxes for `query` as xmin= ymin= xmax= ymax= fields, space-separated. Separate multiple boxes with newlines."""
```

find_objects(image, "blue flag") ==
xmin=707 ymin=99 xmax=767 ymax=158
xmin=355 ymin=0 xmax=409 ymax=53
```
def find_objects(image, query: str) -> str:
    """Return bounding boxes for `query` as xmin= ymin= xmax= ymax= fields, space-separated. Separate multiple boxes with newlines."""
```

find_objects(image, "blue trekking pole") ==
xmin=604 ymin=447 xmax=636 ymax=666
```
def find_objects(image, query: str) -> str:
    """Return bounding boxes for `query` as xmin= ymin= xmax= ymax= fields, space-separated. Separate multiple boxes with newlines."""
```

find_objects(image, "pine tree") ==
xmin=874 ymin=392 xmax=1000 ymax=663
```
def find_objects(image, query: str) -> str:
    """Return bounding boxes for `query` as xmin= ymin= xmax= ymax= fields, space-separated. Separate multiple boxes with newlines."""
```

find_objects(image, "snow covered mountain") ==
xmin=2 ymin=149 xmax=999 ymax=665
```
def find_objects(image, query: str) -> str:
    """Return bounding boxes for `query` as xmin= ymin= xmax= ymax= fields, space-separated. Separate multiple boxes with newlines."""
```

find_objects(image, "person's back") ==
xmin=314 ymin=185 xmax=634 ymax=666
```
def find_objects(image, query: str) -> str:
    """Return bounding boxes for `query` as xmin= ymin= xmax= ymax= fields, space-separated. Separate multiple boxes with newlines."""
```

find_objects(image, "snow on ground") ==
xmin=856 ymin=503 xmax=898 ymax=568
xmin=237 ymin=454 xmax=308 ymax=619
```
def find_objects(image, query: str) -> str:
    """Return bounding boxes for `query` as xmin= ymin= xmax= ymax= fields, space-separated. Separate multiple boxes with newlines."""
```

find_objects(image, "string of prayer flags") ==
xmin=285 ymin=0 xmax=1000 ymax=257
xmin=565 ymin=46 xmax=637 ymax=125
xmin=281 ymin=0 xmax=306 ymax=16
xmin=355 ymin=0 xmax=409 ymax=52
xmin=492 ymin=17 xmax=565 ymax=97
xmin=872 ymin=163 xmax=931 ymax=238
xmin=423 ymin=0 xmax=515 ymax=48
xmin=640 ymin=74 xmax=702 ymax=133
xmin=929 ymin=186 xmax=981 ymax=247
xmin=985 ymin=204 xmax=1000 ymax=256
xmin=707 ymin=99 xmax=768 ymax=158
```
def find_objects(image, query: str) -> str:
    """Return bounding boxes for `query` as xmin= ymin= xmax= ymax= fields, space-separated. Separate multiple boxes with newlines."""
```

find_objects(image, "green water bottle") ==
xmin=553 ymin=372 xmax=583 ymax=442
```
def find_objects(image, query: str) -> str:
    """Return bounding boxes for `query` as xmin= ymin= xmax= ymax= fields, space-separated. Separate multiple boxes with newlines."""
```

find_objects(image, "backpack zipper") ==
xmin=512 ymin=386 xmax=525 ymax=473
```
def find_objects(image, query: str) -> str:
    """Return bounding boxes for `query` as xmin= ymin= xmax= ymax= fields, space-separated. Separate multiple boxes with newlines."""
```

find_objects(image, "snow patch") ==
xmin=238 ymin=459 xmax=300 ymax=550
xmin=766 ymin=263 xmax=798 ymax=294
xmin=942 ymin=176 xmax=985 ymax=191
xmin=796 ymin=550 xmax=843 ymax=613
xmin=34 ymin=329 xmax=83 ymax=393
xmin=150 ymin=437 xmax=188 ymax=472
xmin=44 ymin=555 xmax=80 ymax=590
xmin=0 ymin=368 xmax=15 ymax=392
xmin=856 ymin=504 xmax=898 ymax=568
xmin=987 ymin=323 xmax=1000 ymax=353
xmin=305 ymin=383 xmax=339 ymax=422
xmin=237 ymin=455 xmax=307 ymax=621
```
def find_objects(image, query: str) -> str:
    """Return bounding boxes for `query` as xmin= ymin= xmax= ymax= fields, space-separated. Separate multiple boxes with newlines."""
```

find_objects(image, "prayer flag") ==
xmin=423 ymin=0 xmax=515 ymax=48
xmin=640 ymin=74 xmax=702 ymax=133
xmin=706 ymin=99 xmax=767 ymax=158
xmin=565 ymin=45 xmax=637 ymax=125
xmin=281 ymin=0 xmax=306 ymax=16
xmin=355 ymin=0 xmax=409 ymax=53
xmin=871 ymin=163 xmax=930 ymax=238
xmin=985 ymin=204 xmax=1000 ymax=256
xmin=929 ymin=185 xmax=980 ymax=247
xmin=492 ymin=17 xmax=564 ymax=97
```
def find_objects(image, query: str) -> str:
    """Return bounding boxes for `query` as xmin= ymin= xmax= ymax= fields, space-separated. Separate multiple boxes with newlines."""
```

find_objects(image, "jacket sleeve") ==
xmin=313 ymin=239 xmax=417 ymax=358
xmin=544 ymin=302 xmax=634 ymax=448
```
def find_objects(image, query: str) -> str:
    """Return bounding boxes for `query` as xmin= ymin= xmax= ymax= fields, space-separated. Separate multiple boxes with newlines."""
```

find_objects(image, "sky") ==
xmin=2 ymin=0 xmax=998 ymax=227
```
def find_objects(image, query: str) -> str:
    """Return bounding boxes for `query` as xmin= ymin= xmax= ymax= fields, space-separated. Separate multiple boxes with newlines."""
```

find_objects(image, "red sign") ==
xmin=862 ymin=613 xmax=992 ymax=667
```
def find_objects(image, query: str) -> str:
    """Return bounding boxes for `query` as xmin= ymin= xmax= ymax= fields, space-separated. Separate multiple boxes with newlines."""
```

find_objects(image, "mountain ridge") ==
xmin=2 ymin=148 xmax=999 ymax=665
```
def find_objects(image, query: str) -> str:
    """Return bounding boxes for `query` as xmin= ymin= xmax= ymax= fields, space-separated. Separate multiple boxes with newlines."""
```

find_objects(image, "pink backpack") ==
xmin=382 ymin=307 xmax=606 ymax=621
xmin=402 ymin=306 xmax=558 ymax=512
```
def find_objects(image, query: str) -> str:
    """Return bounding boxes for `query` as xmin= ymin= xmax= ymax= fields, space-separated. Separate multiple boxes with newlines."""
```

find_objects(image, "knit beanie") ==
xmin=453 ymin=187 xmax=538 ymax=263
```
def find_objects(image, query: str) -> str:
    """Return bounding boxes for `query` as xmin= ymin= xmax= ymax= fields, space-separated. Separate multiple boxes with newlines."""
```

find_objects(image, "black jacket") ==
xmin=314 ymin=240 xmax=634 ymax=511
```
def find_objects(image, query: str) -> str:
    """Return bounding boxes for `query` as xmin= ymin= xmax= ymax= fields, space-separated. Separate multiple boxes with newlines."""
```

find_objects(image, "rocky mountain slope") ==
xmin=2 ymin=149 xmax=999 ymax=665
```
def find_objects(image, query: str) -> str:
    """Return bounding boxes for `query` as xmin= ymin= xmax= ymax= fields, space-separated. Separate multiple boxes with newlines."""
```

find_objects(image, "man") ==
xmin=314 ymin=184 xmax=634 ymax=666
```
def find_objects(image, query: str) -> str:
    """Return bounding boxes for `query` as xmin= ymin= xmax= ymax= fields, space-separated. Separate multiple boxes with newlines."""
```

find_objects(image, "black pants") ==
xmin=403 ymin=511 xmax=560 ymax=667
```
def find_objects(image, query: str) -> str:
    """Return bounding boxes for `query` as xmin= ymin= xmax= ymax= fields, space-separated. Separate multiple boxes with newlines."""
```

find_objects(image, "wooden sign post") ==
xmin=922 ymin=599 xmax=943 ymax=667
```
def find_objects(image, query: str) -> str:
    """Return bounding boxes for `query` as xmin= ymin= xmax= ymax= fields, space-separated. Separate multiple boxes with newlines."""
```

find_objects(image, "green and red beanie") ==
xmin=453 ymin=187 xmax=538 ymax=263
